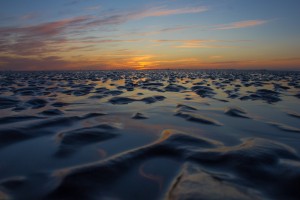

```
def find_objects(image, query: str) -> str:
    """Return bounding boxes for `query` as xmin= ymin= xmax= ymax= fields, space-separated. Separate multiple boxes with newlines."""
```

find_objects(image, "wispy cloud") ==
xmin=214 ymin=20 xmax=268 ymax=30
xmin=209 ymin=55 xmax=223 ymax=59
xmin=0 ymin=55 xmax=70 ymax=71
xmin=272 ymin=57 xmax=300 ymax=62
xmin=21 ymin=12 xmax=40 ymax=20
xmin=0 ymin=5 xmax=208 ymax=57
xmin=153 ymin=39 xmax=234 ymax=48
xmin=85 ymin=5 xmax=101 ymax=11
xmin=64 ymin=0 xmax=90 ymax=6
xmin=84 ymin=6 xmax=208 ymax=27
xmin=0 ymin=16 xmax=89 ymax=37
xmin=117 ymin=25 xmax=195 ymax=37
xmin=134 ymin=6 xmax=208 ymax=18
xmin=0 ymin=16 xmax=92 ymax=56
xmin=2 ymin=6 xmax=207 ymax=35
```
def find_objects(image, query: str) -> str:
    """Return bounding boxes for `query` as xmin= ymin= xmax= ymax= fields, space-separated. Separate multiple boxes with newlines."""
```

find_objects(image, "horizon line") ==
xmin=0 ymin=68 xmax=299 ymax=72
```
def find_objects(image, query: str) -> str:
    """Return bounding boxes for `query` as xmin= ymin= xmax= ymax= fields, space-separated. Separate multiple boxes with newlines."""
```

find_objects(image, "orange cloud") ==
xmin=153 ymin=39 xmax=233 ymax=49
xmin=214 ymin=20 xmax=268 ymax=30
xmin=209 ymin=55 xmax=223 ymax=59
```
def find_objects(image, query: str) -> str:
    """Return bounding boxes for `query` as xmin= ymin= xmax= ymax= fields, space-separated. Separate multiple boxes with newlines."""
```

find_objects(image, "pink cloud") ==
xmin=0 ymin=16 xmax=91 ymax=56
xmin=134 ymin=6 xmax=208 ymax=18
xmin=21 ymin=12 xmax=39 ymax=20
xmin=0 ymin=16 xmax=89 ymax=37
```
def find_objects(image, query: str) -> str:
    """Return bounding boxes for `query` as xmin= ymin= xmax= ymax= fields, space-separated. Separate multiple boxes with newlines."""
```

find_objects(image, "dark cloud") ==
xmin=0 ymin=56 xmax=70 ymax=71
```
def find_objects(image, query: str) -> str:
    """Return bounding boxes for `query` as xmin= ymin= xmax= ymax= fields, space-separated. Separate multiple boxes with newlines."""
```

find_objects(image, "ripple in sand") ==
xmin=167 ymin=163 xmax=261 ymax=200
xmin=109 ymin=95 xmax=166 ymax=105
xmin=141 ymin=95 xmax=166 ymax=104
xmin=0 ymin=129 xmax=32 ymax=149
xmin=0 ymin=112 xmax=108 ymax=149
xmin=191 ymin=86 xmax=215 ymax=98
xmin=89 ymin=94 xmax=108 ymax=99
xmin=176 ymin=104 xmax=197 ymax=111
xmin=55 ymin=124 xmax=120 ymax=157
xmin=189 ymin=137 xmax=300 ymax=199
xmin=26 ymin=98 xmax=48 ymax=109
xmin=286 ymin=111 xmax=300 ymax=119
xmin=109 ymin=97 xmax=137 ymax=104
xmin=0 ymin=96 xmax=20 ymax=109
xmin=104 ymin=90 xmax=124 ymax=96
xmin=175 ymin=104 xmax=223 ymax=126
xmin=0 ymin=115 xmax=44 ymax=125
xmin=240 ymin=89 xmax=281 ymax=103
xmin=37 ymin=129 xmax=221 ymax=199
xmin=269 ymin=122 xmax=300 ymax=133
xmin=13 ymin=86 xmax=45 ymax=96
xmin=51 ymin=102 xmax=69 ymax=108
xmin=132 ymin=112 xmax=148 ymax=119
xmin=39 ymin=109 xmax=64 ymax=116
xmin=2 ymin=128 xmax=300 ymax=199
xmin=224 ymin=106 xmax=250 ymax=118
xmin=164 ymin=84 xmax=187 ymax=92
xmin=0 ymin=70 xmax=300 ymax=200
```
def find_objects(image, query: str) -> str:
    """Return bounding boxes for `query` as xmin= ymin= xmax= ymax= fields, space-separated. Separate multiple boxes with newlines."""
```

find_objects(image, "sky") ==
xmin=0 ymin=0 xmax=300 ymax=70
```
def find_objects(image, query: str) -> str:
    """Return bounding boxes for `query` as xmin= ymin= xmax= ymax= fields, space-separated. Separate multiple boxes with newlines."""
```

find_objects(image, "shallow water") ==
xmin=0 ymin=70 xmax=299 ymax=200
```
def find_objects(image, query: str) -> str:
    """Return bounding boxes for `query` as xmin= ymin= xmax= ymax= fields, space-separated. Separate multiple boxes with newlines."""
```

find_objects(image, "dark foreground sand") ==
xmin=0 ymin=70 xmax=299 ymax=200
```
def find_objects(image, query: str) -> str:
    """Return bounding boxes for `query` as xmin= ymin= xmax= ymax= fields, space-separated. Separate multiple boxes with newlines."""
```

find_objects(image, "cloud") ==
xmin=0 ymin=54 xmax=116 ymax=71
xmin=214 ymin=20 xmax=268 ymax=30
xmin=1 ymin=6 xmax=207 ymax=37
xmin=159 ymin=26 xmax=192 ymax=32
xmin=152 ymin=39 xmax=233 ymax=48
xmin=0 ymin=56 xmax=70 ymax=71
xmin=153 ymin=39 xmax=213 ymax=43
xmin=21 ymin=12 xmax=40 ymax=20
xmin=85 ymin=5 xmax=101 ymax=11
xmin=117 ymin=25 xmax=195 ymax=37
xmin=0 ymin=16 xmax=92 ymax=56
xmin=85 ymin=6 xmax=207 ymax=27
xmin=209 ymin=55 xmax=223 ymax=59
xmin=133 ymin=6 xmax=208 ymax=18
xmin=0 ymin=5 xmax=208 ymax=58
xmin=64 ymin=0 xmax=90 ymax=6
xmin=272 ymin=57 xmax=300 ymax=62
xmin=0 ymin=16 xmax=89 ymax=38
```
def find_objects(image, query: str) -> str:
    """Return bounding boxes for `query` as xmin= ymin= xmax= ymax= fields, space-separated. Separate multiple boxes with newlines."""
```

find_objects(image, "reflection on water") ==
xmin=139 ymin=163 xmax=164 ymax=190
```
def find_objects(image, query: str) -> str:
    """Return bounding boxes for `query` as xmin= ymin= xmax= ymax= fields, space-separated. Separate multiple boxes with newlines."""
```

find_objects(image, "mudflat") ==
xmin=0 ymin=70 xmax=299 ymax=200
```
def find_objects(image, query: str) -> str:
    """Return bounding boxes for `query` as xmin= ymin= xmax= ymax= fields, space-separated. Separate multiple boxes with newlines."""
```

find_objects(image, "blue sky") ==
xmin=0 ymin=0 xmax=300 ymax=70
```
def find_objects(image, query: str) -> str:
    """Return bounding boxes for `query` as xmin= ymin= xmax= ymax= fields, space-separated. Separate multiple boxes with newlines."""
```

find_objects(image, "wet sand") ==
xmin=0 ymin=70 xmax=299 ymax=200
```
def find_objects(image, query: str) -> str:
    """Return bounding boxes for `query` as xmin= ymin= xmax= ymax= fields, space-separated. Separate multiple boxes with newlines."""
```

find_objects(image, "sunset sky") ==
xmin=1 ymin=0 xmax=300 ymax=70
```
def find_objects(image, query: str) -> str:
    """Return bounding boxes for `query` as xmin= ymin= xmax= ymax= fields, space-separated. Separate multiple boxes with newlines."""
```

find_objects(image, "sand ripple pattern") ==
xmin=0 ymin=70 xmax=299 ymax=200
